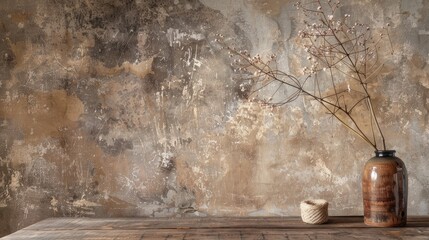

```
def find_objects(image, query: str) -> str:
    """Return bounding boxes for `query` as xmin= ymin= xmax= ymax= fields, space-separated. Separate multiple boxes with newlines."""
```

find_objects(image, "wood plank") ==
xmin=3 ymin=228 xmax=429 ymax=240
xmin=2 ymin=216 xmax=429 ymax=240
xmin=21 ymin=216 xmax=429 ymax=230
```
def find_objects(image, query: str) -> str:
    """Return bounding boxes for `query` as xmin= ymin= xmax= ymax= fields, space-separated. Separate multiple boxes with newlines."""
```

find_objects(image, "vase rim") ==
xmin=374 ymin=150 xmax=396 ymax=157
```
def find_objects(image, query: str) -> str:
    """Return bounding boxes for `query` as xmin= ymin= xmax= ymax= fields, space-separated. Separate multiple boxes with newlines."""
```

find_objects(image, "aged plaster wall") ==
xmin=0 ymin=0 xmax=428 ymax=236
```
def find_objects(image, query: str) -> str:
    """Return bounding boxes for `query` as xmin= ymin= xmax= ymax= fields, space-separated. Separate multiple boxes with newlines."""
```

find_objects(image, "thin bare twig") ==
xmin=216 ymin=0 xmax=393 ymax=150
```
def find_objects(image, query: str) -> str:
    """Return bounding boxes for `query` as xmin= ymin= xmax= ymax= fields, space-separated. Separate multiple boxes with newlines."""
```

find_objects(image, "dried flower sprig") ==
xmin=217 ymin=0 xmax=394 ymax=150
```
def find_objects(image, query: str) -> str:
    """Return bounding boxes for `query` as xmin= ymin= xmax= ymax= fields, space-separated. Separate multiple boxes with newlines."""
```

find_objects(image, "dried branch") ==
xmin=216 ymin=0 xmax=393 ymax=150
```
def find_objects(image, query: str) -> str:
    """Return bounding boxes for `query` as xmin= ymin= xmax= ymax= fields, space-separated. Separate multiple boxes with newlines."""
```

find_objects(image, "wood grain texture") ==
xmin=2 ymin=216 xmax=429 ymax=240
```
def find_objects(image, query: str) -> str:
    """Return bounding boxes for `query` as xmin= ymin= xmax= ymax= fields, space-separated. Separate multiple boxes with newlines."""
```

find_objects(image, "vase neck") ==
xmin=375 ymin=150 xmax=396 ymax=157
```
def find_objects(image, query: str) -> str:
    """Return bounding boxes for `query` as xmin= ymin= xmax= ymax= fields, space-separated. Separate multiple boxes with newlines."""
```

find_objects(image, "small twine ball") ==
xmin=300 ymin=199 xmax=329 ymax=224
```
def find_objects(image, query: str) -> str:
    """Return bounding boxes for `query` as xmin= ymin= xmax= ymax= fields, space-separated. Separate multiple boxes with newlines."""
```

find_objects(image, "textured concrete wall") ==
xmin=1 ymin=0 xmax=428 ymax=236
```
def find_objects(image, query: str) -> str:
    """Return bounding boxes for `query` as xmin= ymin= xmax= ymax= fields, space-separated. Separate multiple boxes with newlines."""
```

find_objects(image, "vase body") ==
xmin=362 ymin=150 xmax=407 ymax=227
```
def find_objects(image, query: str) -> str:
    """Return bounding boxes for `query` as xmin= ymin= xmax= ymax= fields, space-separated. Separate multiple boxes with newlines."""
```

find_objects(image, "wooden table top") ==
xmin=2 ymin=216 xmax=429 ymax=239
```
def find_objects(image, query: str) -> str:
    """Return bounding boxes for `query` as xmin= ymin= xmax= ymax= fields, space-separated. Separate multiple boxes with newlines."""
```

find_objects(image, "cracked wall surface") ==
xmin=1 ymin=0 xmax=429 ymax=236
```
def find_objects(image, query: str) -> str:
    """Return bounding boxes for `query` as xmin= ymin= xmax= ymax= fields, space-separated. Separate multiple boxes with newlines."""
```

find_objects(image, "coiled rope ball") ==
xmin=300 ymin=199 xmax=329 ymax=224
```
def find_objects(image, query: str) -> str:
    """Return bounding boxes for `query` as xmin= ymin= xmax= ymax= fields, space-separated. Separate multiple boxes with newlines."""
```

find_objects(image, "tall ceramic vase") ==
xmin=362 ymin=150 xmax=408 ymax=227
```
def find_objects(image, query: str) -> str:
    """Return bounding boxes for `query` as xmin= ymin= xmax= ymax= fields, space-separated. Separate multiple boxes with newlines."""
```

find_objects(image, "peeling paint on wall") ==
xmin=0 ymin=0 xmax=429 ymax=237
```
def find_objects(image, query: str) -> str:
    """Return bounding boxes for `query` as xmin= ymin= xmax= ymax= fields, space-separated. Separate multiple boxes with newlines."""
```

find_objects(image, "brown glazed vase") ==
xmin=362 ymin=150 xmax=408 ymax=227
